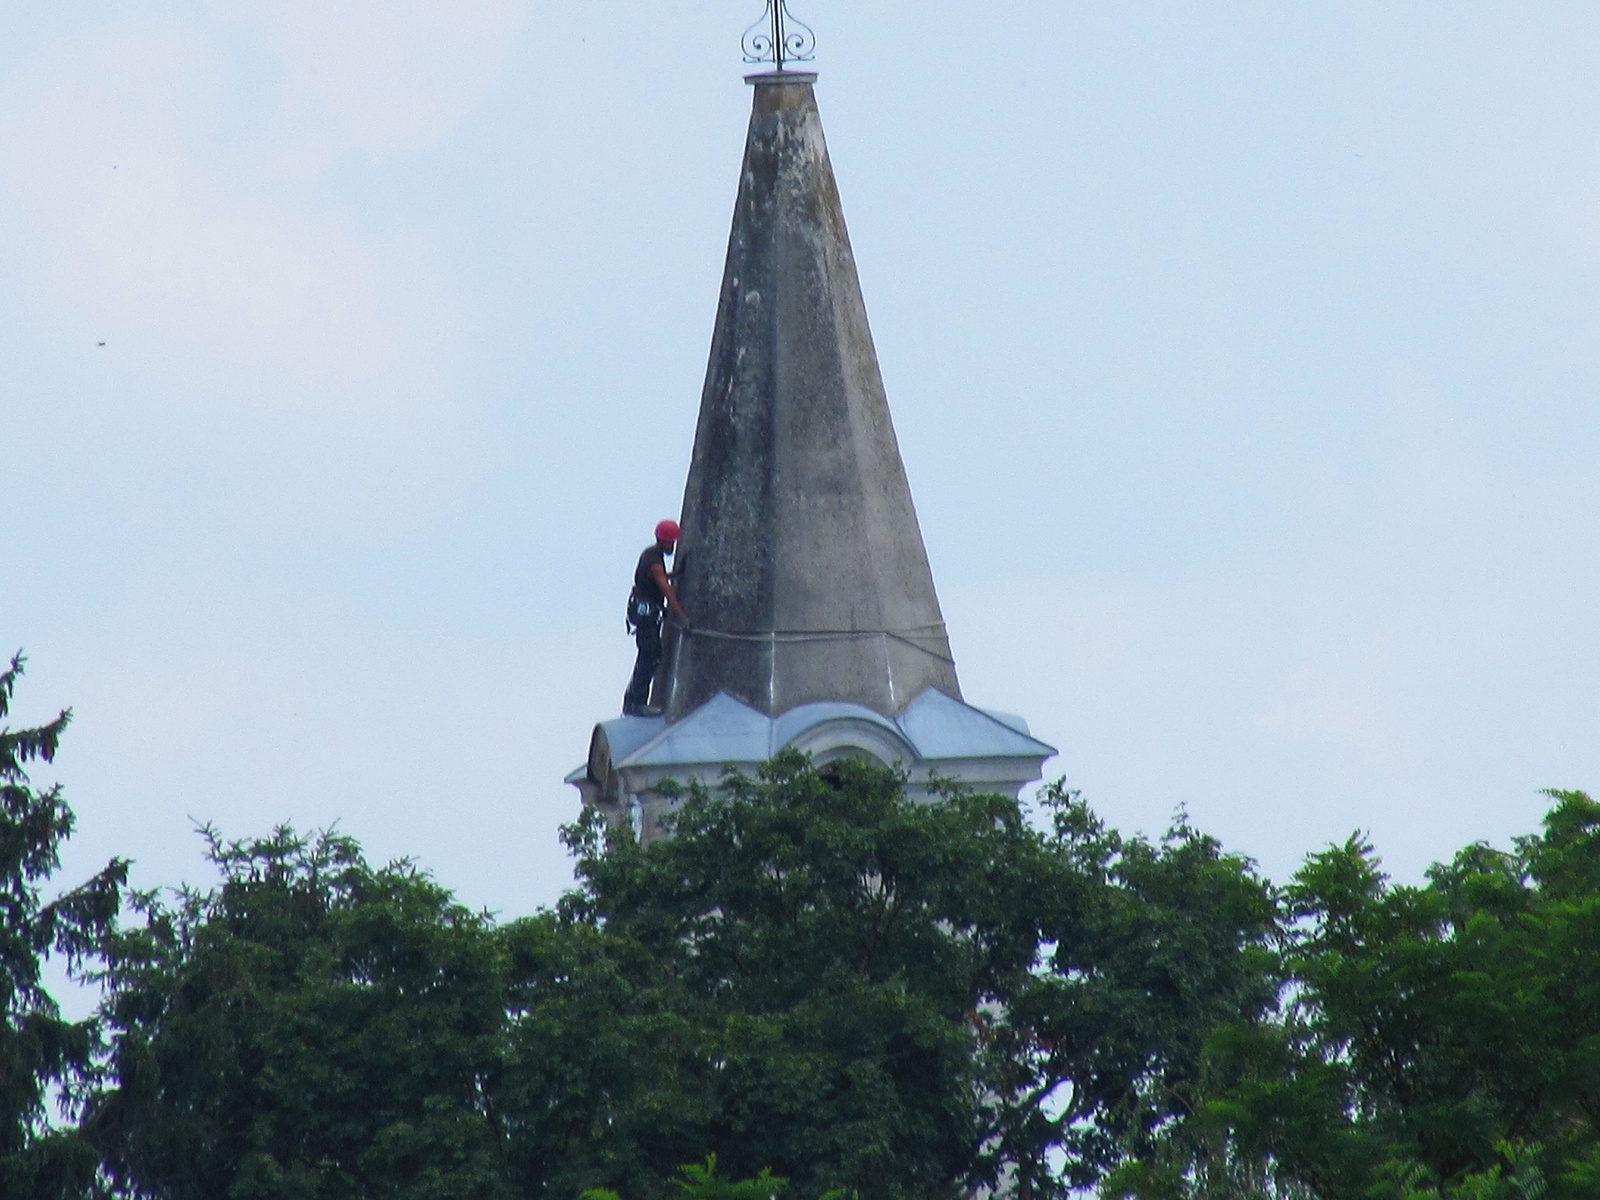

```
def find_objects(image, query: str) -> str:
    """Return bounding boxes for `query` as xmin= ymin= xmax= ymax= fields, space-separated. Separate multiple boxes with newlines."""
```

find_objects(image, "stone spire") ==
xmin=659 ymin=72 xmax=960 ymax=721
xmin=569 ymin=69 xmax=1054 ymax=835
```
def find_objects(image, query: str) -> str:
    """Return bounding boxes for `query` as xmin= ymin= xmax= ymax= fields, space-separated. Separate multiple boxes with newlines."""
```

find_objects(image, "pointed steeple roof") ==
xmin=661 ymin=72 xmax=960 ymax=720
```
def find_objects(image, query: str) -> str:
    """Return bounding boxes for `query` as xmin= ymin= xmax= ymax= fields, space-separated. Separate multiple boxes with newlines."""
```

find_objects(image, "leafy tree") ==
xmin=35 ymin=660 xmax=1599 ymax=1200
xmin=556 ymin=754 xmax=1279 ymax=1199
xmin=0 ymin=652 xmax=126 ymax=1199
xmin=494 ymin=905 xmax=707 ymax=1199
xmin=1112 ymin=790 xmax=1600 ymax=1200
xmin=991 ymin=789 xmax=1281 ymax=1194
xmin=579 ymin=1154 xmax=819 ymax=1200
xmin=74 ymin=751 xmax=1279 ymax=1200
xmin=86 ymin=826 xmax=513 ymax=1200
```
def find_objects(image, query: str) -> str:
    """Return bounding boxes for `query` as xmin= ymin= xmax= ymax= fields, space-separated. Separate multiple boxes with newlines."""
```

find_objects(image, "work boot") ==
xmin=622 ymin=695 xmax=662 ymax=718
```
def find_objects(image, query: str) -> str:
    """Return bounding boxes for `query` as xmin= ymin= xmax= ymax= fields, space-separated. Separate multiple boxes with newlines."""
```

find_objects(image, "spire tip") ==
xmin=742 ymin=1 xmax=816 ymax=72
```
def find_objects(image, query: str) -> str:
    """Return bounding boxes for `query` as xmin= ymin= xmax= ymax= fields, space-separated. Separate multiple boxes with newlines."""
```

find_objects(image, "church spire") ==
xmin=567 ymin=51 xmax=1054 ymax=835
xmin=659 ymin=72 xmax=960 ymax=720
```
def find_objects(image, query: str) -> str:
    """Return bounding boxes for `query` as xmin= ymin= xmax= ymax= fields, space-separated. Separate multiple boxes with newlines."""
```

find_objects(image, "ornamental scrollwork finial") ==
xmin=742 ymin=0 xmax=816 ymax=71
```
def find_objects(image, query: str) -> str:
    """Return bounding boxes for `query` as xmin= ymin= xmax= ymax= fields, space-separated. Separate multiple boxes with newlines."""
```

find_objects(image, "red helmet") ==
xmin=655 ymin=519 xmax=681 ymax=544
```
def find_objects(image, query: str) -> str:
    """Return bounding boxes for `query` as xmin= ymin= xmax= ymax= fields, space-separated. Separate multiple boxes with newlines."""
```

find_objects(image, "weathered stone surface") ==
xmin=659 ymin=74 xmax=960 ymax=719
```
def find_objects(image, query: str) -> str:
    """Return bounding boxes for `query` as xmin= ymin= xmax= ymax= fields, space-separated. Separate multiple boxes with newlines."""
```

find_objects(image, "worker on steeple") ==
xmin=623 ymin=519 xmax=688 ymax=716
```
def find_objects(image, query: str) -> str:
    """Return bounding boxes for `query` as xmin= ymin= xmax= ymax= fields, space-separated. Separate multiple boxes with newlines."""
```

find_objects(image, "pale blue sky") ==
xmin=6 ymin=1 xmax=1600 ymax=920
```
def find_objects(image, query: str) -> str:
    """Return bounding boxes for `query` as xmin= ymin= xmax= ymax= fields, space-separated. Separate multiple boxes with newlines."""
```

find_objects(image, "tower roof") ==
xmin=661 ymin=73 xmax=960 ymax=720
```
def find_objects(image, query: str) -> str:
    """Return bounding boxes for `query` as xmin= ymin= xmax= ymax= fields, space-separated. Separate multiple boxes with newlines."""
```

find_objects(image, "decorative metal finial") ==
xmin=742 ymin=0 xmax=815 ymax=71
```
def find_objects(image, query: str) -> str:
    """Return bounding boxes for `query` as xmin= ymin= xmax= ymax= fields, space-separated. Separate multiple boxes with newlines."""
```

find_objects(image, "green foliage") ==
xmin=34 ymin=685 xmax=1590 ymax=1200
xmin=579 ymin=1153 xmax=827 ymax=1200
xmin=557 ymin=754 xmax=1279 ymax=1199
xmin=0 ymin=652 xmax=126 ymax=1199
xmin=1115 ymin=790 xmax=1600 ymax=1200
xmin=493 ymin=898 xmax=703 ymax=1199
xmin=994 ymin=788 xmax=1281 ymax=1193
xmin=665 ymin=1157 xmax=782 ymax=1200
xmin=82 ymin=765 xmax=977 ymax=1200
xmin=86 ymin=825 xmax=514 ymax=1200
xmin=1364 ymin=1139 xmax=1549 ymax=1200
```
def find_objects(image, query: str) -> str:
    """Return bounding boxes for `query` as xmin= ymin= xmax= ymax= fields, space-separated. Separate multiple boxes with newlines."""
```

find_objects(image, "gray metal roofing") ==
xmin=599 ymin=688 xmax=1055 ymax=770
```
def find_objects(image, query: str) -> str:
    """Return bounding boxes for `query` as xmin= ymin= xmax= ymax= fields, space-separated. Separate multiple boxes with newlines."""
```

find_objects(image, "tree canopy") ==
xmin=0 ymin=654 xmax=125 ymax=1199
xmin=3 ymin=650 xmax=1597 ymax=1200
xmin=73 ymin=752 xmax=1274 ymax=1199
xmin=552 ymin=753 xmax=1278 ymax=1198
xmin=86 ymin=825 xmax=514 ymax=1200
xmin=1107 ymin=791 xmax=1600 ymax=1200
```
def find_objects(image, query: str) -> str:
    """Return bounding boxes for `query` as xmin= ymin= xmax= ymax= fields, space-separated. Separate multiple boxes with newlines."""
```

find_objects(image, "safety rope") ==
xmin=673 ymin=621 xmax=956 ymax=665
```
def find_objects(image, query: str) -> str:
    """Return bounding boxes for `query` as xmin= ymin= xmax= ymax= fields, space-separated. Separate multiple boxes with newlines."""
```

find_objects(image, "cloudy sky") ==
xmin=7 ymin=0 xmax=1600 ymax=925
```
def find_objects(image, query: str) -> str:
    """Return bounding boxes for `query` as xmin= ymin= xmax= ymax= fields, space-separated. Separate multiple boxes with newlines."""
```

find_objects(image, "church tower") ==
xmin=569 ymin=61 xmax=1054 ymax=840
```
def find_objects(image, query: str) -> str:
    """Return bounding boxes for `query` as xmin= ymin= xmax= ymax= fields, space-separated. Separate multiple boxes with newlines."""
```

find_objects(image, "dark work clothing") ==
xmin=634 ymin=545 xmax=667 ymax=606
xmin=625 ymin=613 xmax=663 ymax=714
xmin=624 ymin=542 xmax=672 ymax=714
